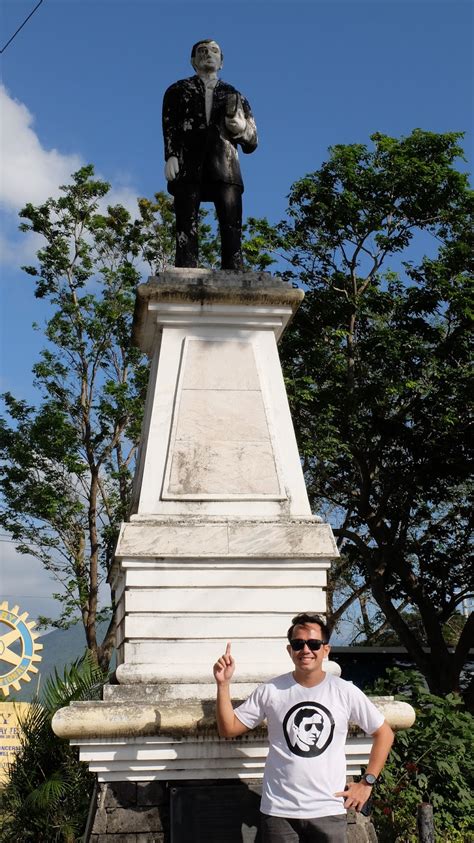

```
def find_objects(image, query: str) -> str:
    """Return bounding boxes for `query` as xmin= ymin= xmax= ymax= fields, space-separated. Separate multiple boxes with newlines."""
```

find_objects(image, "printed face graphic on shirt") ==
xmin=283 ymin=702 xmax=335 ymax=758
xmin=292 ymin=709 xmax=324 ymax=751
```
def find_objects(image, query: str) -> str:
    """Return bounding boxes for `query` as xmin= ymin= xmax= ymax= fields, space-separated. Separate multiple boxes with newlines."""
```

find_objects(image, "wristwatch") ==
xmin=361 ymin=773 xmax=378 ymax=786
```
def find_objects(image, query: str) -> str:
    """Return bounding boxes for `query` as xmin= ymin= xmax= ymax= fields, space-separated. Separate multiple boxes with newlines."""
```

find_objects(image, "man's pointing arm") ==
xmin=213 ymin=642 xmax=251 ymax=738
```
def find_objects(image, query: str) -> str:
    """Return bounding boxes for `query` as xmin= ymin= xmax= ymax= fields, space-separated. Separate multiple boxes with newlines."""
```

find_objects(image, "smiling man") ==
xmin=213 ymin=612 xmax=394 ymax=843
xmin=162 ymin=39 xmax=258 ymax=270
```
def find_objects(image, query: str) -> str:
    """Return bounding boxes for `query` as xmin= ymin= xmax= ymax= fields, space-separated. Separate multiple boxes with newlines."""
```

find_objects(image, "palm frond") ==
xmin=0 ymin=652 xmax=108 ymax=842
xmin=42 ymin=649 xmax=108 ymax=711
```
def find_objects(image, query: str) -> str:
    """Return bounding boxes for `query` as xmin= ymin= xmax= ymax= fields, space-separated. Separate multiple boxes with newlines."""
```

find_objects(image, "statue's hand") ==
xmin=165 ymin=156 xmax=179 ymax=181
xmin=225 ymin=111 xmax=247 ymax=137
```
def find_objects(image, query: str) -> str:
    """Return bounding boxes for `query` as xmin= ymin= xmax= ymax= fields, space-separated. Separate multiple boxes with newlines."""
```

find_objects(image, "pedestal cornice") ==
xmin=114 ymin=519 xmax=338 ymax=560
xmin=52 ymin=696 xmax=415 ymax=741
xmin=132 ymin=269 xmax=304 ymax=354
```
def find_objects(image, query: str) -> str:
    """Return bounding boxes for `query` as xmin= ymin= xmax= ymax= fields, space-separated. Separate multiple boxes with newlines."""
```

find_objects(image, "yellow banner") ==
xmin=0 ymin=702 xmax=31 ymax=784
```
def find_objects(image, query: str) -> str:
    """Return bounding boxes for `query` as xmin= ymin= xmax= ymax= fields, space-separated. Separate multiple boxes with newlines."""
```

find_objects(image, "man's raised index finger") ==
xmin=225 ymin=642 xmax=232 ymax=655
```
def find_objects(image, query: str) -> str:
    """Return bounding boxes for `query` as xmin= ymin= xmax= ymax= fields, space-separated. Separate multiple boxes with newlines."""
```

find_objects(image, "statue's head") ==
xmin=191 ymin=39 xmax=223 ymax=73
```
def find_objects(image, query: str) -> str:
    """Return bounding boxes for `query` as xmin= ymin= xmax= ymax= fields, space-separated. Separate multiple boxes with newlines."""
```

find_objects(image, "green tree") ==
xmin=368 ymin=669 xmax=474 ymax=843
xmin=0 ymin=167 xmax=154 ymax=668
xmin=351 ymin=606 xmax=468 ymax=649
xmin=0 ymin=653 xmax=107 ymax=843
xmin=266 ymin=130 xmax=473 ymax=695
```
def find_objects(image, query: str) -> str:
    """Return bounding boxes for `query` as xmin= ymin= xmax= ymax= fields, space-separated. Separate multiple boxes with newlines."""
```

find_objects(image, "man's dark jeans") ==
xmin=261 ymin=812 xmax=347 ymax=843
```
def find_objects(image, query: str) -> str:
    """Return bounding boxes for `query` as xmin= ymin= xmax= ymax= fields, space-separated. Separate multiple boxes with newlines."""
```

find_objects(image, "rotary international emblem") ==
xmin=0 ymin=601 xmax=43 ymax=696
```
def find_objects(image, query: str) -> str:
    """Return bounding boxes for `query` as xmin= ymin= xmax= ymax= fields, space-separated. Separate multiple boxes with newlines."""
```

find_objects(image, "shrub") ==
xmin=370 ymin=669 xmax=473 ymax=842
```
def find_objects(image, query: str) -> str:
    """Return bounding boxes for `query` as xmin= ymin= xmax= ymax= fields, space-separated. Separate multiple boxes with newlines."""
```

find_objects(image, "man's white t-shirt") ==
xmin=234 ymin=672 xmax=384 ymax=819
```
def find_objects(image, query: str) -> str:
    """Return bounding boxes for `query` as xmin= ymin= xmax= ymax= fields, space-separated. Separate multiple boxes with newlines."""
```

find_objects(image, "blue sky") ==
xmin=0 ymin=0 xmax=472 ymax=631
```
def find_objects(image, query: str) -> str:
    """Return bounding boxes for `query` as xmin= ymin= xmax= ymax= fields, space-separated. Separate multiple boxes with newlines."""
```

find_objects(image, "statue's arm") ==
xmin=230 ymin=94 xmax=258 ymax=154
xmin=162 ymin=85 xmax=180 ymax=179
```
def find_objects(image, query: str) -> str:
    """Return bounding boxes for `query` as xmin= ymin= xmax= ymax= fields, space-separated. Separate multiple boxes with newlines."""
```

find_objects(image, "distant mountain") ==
xmin=8 ymin=619 xmax=114 ymax=702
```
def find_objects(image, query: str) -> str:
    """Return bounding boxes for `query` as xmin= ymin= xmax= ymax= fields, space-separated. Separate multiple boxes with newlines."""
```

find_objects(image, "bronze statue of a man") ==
xmin=162 ymin=39 xmax=258 ymax=270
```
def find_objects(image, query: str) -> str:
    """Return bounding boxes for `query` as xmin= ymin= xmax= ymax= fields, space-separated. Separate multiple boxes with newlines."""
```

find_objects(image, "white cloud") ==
xmin=0 ymin=541 xmax=58 ymax=625
xmin=105 ymin=185 xmax=140 ymax=220
xmin=0 ymin=226 xmax=43 ymax=269
xmin=0 ymin=538 xmax=110 ymax=627
xmin=0 ymin=85 xmax=143 ymax=274
xmin=0 ymin=84 xmax=83 ymax=213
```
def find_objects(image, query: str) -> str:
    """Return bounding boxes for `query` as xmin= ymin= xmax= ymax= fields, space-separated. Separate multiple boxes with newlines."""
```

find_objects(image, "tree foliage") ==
xmin=264 ymin=130 xmax=473 ymax=695
xmin=368 ymin=669 xmax=473 ymax=842
xmin=0 ymin=167 xmax=156 ymax=667
xmin=0 ymin=652 xmax=107 ymax=842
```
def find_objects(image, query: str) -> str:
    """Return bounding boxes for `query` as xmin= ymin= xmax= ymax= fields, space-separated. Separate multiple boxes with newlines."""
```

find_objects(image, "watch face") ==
xmin=364 ymin=774 xmax=377 ymax=785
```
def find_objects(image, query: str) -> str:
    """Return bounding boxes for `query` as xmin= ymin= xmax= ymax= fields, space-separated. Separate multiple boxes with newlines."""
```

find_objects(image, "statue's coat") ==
xmin=162 ymin=76 xmax=258 ymax=201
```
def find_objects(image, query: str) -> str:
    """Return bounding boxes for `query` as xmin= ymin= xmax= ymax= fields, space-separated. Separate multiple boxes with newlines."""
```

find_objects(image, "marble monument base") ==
xmin=52 ymin=269 xmax=416 ymax=840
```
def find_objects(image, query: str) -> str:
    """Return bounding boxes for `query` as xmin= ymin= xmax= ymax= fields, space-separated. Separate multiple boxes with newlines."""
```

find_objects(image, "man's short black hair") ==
xmin=287 ymin=613 xmax=331 ymax=643
xmin=191 ymin=39 xmax=223 ymax=61
xmin=294 ymin=707 xmax=324 ymax=728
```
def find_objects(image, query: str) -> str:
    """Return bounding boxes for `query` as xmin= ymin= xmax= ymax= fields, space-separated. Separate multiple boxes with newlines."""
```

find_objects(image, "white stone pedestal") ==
xmin=111 ymin=269 xmax=338 ymax=700
xmin=53 ymin=271 xmax=414 ymax=799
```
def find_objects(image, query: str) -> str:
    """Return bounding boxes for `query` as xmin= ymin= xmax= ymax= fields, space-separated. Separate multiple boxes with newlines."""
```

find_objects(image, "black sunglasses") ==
xmin=290 ymin=638 xmax=327 ymax=651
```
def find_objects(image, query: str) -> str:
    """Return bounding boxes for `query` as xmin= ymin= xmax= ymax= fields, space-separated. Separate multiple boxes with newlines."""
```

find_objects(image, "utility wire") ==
xmin=1 ymin=0 xmax=44 ymax=54
xmin=1 ymin=594 xmax=56 ymax=600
